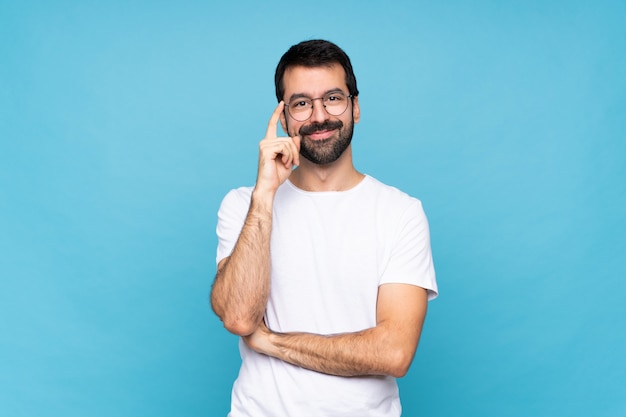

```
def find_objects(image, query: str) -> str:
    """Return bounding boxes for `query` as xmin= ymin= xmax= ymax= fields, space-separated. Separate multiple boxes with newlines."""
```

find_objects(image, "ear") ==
xmin=352 ymin=95 xmax=361 ymax=124
xmin=280 ymin=111 xmax=288 ymax=134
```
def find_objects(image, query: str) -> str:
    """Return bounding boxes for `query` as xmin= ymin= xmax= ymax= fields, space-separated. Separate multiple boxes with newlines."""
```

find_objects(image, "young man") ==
xmin=211 ymin=39 xmax=438 ymax=417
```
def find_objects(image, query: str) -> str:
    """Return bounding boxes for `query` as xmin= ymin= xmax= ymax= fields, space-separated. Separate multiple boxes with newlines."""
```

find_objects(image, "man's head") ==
xmin=275 ymin=40 xmax=360 ymax=165
xmin=274 ymin=40 xmax=359 ymax=103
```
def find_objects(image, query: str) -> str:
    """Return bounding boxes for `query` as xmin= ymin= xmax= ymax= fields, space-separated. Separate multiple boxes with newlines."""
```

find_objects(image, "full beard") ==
xmin=297 ymin=119 xmax=354 ymax=165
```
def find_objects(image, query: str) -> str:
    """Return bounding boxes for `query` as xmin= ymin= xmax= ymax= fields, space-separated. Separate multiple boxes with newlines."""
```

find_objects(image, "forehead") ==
xmin=282 ymin=64 xmax=347 ymax=98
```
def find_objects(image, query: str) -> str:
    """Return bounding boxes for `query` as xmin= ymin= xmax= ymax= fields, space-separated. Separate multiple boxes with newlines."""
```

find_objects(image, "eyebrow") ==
xmin=287 ymin=88 xmax=345 ymax=102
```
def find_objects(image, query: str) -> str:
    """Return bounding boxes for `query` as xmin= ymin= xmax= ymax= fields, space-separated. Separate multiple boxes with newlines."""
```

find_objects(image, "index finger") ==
xmin=265 ymin=101 xmax=285 ymax=138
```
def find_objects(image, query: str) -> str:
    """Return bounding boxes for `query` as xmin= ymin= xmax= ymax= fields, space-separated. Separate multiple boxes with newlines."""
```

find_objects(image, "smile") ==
xmin=306 ymin=129 xmax=336 ymax=141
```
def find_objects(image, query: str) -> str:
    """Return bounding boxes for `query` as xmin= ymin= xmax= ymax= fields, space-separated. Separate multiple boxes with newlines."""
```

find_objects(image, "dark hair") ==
xmin=274 ymin=39 xmax=359 ymax=102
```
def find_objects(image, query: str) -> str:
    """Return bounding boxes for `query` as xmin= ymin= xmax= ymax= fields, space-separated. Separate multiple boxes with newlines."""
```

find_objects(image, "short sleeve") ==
xmin=216 ymin=187 xmax=253 ymax=265
xmin=379 ymin=200 xmax=438 ymax=300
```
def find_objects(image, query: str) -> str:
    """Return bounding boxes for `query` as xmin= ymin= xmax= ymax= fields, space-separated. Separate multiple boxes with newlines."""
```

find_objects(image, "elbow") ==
xmin=387 ymin=348 xmax=415 ymax=378
xmin=213 ymin=302 xmax=258 ymax=336
xmin=210 ymin=293 xmax=261 ymax=336
xmin=222 ymin=318 xmax=258 ymax=337
xmin=389 ymin=364 xmax=410 ymax=379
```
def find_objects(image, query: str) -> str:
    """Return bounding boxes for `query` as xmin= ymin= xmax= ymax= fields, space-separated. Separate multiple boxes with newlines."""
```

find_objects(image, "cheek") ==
xmin=286 ymin=120 xmax=301 ymax=136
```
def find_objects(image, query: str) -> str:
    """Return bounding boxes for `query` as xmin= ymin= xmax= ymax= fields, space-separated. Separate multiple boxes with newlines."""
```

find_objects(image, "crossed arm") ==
xmin=243 ymin=283 xmax=428 ymax=378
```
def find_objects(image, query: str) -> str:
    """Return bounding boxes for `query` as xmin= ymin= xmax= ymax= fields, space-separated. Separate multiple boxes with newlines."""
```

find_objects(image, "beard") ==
xmin=296 ymin=118 xmax=355 ymax=165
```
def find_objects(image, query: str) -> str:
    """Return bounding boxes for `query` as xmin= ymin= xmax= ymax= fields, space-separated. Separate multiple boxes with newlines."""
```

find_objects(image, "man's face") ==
xmin=280 ymin=64 xmax=360 ymax=165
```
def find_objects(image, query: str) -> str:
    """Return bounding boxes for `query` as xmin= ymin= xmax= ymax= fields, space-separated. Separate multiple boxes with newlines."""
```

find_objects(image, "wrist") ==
xmin=251 ymin=187 xmax=275 ymax=213
xmin=265 ymin=329 xmax=282 ymax=358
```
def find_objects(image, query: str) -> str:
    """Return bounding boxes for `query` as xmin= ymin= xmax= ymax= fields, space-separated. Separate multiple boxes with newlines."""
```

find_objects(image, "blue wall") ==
xmin=1 ymin=1 xmax=624 ymax=416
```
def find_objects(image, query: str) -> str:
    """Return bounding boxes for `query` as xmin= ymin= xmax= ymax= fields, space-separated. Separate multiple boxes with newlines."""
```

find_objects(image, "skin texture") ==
xmin=210 ymin=64 xmax=428 ymax=377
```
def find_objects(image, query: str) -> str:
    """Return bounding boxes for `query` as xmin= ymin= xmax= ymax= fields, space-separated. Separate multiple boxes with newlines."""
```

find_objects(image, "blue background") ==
xmin=1 ymin=1 xmax=625 ymax=416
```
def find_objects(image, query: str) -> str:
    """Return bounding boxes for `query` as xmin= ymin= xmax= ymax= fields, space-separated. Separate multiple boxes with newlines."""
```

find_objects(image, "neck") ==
xmin=289 ymin=146 xmax=364 ymax=192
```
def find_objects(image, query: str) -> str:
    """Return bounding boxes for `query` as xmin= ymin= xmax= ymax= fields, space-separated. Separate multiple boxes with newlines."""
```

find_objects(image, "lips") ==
xmin=307 ymin=129 xmax=336 ymax=140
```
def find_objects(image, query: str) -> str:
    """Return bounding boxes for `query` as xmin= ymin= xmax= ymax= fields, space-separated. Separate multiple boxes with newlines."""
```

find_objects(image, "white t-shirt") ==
xmin=216 ymin=175 xmax=438 ymax=417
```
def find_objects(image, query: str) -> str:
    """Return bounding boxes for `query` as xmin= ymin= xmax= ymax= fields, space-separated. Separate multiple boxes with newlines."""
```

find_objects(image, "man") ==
xmin=211 ymin=39 xmax=438 ymax=416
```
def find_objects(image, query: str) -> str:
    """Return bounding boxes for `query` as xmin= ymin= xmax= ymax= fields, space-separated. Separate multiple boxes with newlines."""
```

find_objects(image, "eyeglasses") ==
xmin=285 ymin=90 xmax=353 ymax=122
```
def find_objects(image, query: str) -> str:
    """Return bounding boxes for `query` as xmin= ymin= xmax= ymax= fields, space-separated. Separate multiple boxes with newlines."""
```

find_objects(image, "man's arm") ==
xmin=244 ymin=283 xmax=428 ymax=377
xmin=210 ymin=102 xmax=300 ymax=336
xmin=210 ymin=193 xmax=273 ymax=336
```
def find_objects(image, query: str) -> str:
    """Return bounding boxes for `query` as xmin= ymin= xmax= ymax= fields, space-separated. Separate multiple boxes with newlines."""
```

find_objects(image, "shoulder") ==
xmin=361 ymin=176 xmax=430 ymax=240
xmin=363 ymin=175 xmax=425 ymax=212
xmin=217 ymin=186 xmax=254 ymax=222
xmin=220 ymin=186 xmax=254 ymax=208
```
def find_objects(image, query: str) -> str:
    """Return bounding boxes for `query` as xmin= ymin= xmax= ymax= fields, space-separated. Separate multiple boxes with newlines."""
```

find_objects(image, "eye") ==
xmin=325 ymin=93 xmax=346 ymax=103
xmin=290 ymin=99 xmax=311 ymax=109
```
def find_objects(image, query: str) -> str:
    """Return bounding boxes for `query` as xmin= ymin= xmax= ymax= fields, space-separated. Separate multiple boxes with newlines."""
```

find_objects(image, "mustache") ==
xmin=299 ymin=120 xmax=343 ymax=136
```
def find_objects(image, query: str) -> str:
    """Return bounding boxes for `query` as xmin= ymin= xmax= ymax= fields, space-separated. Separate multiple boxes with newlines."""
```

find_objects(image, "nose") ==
xmin=309 ymin=98 xmax=329 ymax=123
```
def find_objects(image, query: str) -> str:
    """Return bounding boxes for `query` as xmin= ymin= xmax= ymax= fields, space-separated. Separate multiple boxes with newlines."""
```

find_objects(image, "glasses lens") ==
xmin=323 ymin=92 xmax=349 ymax=116
xmin=287 ymin=98 xmax=313 ymax=121
xmin=287 ymin=92 xmax=351 ymax=121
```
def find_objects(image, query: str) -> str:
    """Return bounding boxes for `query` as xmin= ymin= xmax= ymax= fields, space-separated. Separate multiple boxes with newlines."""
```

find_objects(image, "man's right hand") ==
xmin=255 ymin=101 xmax=301 ymax=195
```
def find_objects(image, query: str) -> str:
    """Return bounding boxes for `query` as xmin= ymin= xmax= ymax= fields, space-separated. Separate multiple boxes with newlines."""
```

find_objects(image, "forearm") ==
xmin=211 ymin=190 xmax=274 ymax=336
xmin=274 ymin=328 xmax=398 ymax=377
xmin=251 ymin=324 xmax=417 ymax=378
xmin=245 ymin=285 xmax=428 ymax=377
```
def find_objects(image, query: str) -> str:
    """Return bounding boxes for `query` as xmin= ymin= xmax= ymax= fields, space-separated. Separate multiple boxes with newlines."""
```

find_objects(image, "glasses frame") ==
xmin=284 ymin=91 xmax=354 ymax=122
